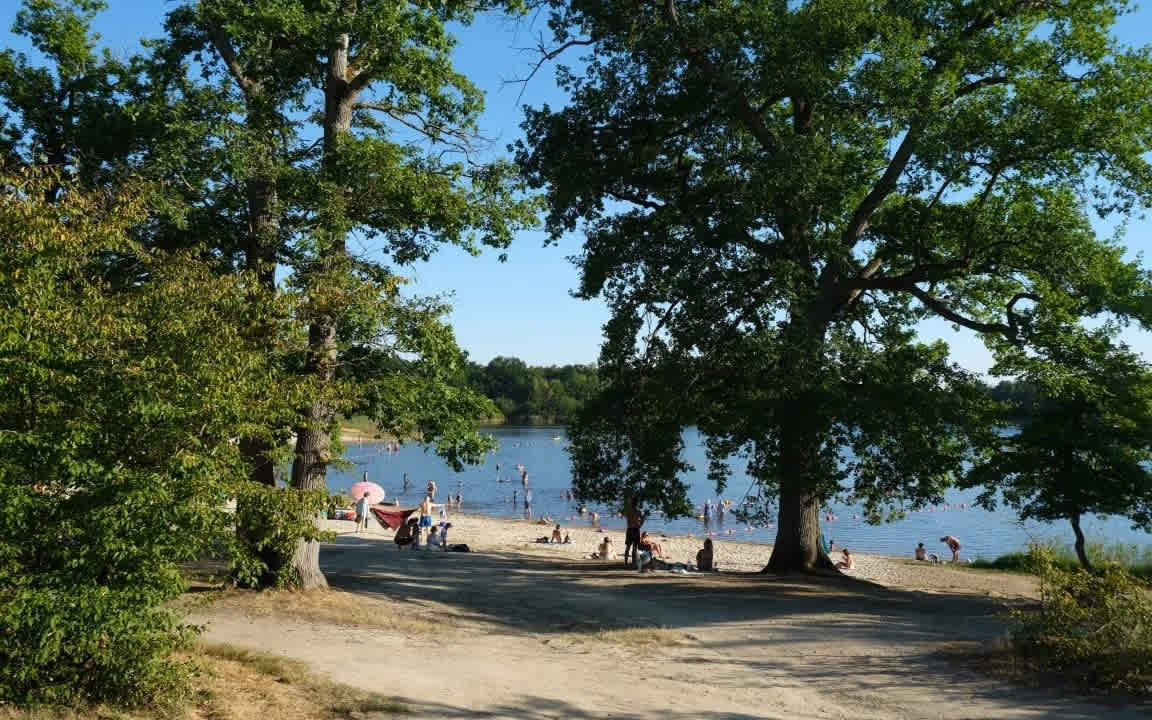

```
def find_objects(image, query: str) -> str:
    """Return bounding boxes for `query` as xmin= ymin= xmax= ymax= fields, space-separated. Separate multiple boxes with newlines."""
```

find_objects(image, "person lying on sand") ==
xmin=836 ymin=548 xmax=853 ymax=570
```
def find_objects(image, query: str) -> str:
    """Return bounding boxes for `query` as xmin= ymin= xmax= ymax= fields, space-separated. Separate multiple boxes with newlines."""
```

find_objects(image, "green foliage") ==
xmin=0 ymin=170 xmax=295 ymax=704
xmin=965 ymin=330 xmax=1152 ymax=566
xmin=519 ymin=0 xmax=1152 ymax=569
xmin=972 ymin=541 xmax=1152 ymax=577
xmin=1013 ymin=545 xmax=1152 ymax=693
xmin=464 ymin=357 xmax=599 ymax=425
xmin=229 ymin=484 xmax=334 ymax=589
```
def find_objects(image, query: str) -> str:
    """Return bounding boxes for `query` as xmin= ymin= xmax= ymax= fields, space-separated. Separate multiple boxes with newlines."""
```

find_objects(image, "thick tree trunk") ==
xmin=287 ymin=29 xmax=359 ymax=591
xmin=765 ymin=309 xmax=837 ymax=574
xmin=1070 ymin=511 xmax=1093 ymax=572
xmin=768 ymin=480 xmax=834 ymax=573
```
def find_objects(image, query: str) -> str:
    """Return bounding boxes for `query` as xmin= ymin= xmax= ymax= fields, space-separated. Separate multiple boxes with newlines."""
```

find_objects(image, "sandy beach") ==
xmin=335 ymin=509 xmax=1040 ymax=599
xmin=185 ymin=510 xmax=1152 ymax=720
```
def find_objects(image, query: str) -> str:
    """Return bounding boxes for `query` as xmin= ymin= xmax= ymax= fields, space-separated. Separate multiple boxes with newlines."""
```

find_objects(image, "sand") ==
xmin=190 ymin=512 xmax=1145 ymax=720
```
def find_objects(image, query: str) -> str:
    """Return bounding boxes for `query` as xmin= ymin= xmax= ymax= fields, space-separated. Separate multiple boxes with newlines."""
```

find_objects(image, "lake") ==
xmin=327 ymin=426 xmax=1152 ymax=561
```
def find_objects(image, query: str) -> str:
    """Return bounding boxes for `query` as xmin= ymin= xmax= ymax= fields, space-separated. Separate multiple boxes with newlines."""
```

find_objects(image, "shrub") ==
xmin=0 ymin=172 xmax=297 ymax=705
xmin=1012 ymin=544 xmax=1152 ymax=693
xmin=230 ymin=484 xmax=335 ymax=589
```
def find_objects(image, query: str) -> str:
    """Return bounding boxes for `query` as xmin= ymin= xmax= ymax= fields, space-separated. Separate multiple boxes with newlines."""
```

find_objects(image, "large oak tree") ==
xmin=519 ymin=0 xmax=1152 ymax=571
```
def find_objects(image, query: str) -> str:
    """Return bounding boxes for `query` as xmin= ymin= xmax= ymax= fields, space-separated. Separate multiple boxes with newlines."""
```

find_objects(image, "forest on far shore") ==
xmin=464 ymin=356 xmax=1043 ymax=426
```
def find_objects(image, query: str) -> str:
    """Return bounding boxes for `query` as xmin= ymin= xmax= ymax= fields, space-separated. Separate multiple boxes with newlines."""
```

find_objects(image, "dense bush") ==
xmin=1012 ymin=545 xmax=1152 ymax=693
xmin=230 ymin=484 xmax=335 ymax=589
xmin=0 ymin=173 xmax=293 ymax=705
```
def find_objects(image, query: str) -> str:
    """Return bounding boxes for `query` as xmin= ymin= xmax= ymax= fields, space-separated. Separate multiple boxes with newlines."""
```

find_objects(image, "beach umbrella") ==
xmin=350 ymin=481 xmax=385 ymax=504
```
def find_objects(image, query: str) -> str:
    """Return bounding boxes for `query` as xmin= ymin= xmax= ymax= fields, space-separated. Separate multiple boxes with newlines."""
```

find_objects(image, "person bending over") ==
xmin=940 ymin=535 xmax=961 ymax=564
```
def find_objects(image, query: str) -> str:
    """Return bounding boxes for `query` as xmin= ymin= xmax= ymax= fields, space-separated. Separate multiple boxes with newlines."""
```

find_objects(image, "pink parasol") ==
xmin=349 ymin=481 xmax=385 ymax=505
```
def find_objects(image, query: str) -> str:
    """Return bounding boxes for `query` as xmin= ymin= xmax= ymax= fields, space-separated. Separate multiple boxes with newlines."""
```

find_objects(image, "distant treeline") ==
xmin=465 ymin=360 xmax=1044 ymax=426
xmin=986 ymin=379 xmax=1043 ymax=414
xmin=465 ymin=357 xmax=598 ymax=425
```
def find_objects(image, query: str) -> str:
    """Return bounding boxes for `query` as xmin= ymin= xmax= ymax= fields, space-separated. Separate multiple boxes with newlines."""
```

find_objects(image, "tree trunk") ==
xmin=768 ymin=480 xmax=834 ymax=573
xmin=1070 ymin=511 xmax=1093 ymax=572
xmin=287 ymin=28 xmax=359 ymax=591
xmin=238 ymin=175 xmax=280 ymax=488
xmin=765 ymin=309 xmax=837 ymax=574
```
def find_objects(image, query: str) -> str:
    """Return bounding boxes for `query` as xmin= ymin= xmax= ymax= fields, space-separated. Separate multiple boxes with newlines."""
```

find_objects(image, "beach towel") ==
xmin=370 ymin=506 xmax=418 ymax=530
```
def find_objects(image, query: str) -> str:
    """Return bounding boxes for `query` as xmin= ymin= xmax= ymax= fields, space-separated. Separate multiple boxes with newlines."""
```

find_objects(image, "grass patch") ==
xmin=0 ymin=643 xmax=406 ymax=720
xmin=200 ymin=588 xmax=451 ymax=635
xmin=593 ymin=627 xmax=687 ymax=647
xmin=967 ymin=541 xmax=1152 ymax=578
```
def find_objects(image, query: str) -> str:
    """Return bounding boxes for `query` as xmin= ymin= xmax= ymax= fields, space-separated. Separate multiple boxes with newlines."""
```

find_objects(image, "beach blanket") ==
xmin=370 ymin=506 xmax=417 ymax=530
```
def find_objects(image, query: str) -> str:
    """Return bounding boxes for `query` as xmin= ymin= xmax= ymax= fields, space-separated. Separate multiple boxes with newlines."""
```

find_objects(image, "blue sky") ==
xmin=5 ymin=2 xmax=1152 ymax=373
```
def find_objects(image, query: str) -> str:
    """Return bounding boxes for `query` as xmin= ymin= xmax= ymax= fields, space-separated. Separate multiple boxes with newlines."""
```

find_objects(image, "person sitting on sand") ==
xmin=394 ymin=518 xmax=417 ymax=549
xmin=915 ymin=542 xmax=927 ymax=561
xmin=635 ymin=532 xmax=665 ymax=570
xmin=427 ymin=525 xmax=443 ymax=550
xmin=598 ymin=537 xmax=612 ymax=559
xmin=552 ymin=524 xmax=563 ymax=543
xmin=940 ymin=535 xmax=962 ymax=564
xmin=836 ymin=548 xmax=853 ymax=570
xmin=563 ymin=532 xmax=571 ymax=544
xmin=696 ymin=538 xmax=715 ymax=571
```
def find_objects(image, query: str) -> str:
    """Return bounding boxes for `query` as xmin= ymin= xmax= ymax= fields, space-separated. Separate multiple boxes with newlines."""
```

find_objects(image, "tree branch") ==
xmin=656 ymin=0 xmax=779 ymax=156
xmin=907 ymin=285 xmax=1013 ymax=335
xmin=206 ymin=23 xmax=261 ymax=97
xmin=507 ymin=36 xmax=595 ymax=104
xmin=353 ymin=102 xmax=479 ymax=151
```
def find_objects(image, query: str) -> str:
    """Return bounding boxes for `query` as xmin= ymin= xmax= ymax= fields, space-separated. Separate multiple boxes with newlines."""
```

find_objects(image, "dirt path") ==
xmin=195 ymin=535 xmax=1148 ymax=719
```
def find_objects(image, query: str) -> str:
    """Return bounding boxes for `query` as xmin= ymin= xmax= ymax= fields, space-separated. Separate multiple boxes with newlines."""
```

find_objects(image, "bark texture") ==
xmin=1071 ymin=511 xmax=1093 ymax=572
xmin=288 ymin=27 xmax=360 ymax=590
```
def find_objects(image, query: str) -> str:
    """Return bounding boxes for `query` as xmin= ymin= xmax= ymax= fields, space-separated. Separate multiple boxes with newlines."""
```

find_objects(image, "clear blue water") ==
xmin=327 ymin=426 xmax=1152 ymax=561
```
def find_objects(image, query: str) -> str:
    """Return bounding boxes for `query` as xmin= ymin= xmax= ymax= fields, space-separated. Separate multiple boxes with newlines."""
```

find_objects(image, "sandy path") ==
xmin=194 ymin=520 xmax=1145 ymax=719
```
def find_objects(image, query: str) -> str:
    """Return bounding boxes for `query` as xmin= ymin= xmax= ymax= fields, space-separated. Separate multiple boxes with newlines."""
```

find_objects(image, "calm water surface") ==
xmin=326 ymin=426 xmax=1152 ymax=560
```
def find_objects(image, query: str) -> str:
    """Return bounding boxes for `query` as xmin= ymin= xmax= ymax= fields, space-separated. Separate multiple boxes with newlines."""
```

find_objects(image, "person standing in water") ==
xmin=426 ymin=479 xmax=436 ymax=501
xmin=402 ymin=473 xmax=410 ymax=491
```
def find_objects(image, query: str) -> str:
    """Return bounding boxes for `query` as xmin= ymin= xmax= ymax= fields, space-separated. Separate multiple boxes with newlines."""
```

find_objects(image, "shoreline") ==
xmin=327 ymin=510 xmax=1041 ymax=599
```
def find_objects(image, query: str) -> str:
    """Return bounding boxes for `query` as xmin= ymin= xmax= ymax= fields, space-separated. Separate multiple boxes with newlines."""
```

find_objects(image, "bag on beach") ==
xmin=447 ymin=544 xmax=470 ymax=552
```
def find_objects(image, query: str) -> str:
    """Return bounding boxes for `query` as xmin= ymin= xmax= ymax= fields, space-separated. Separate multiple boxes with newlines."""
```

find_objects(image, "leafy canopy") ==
xmin=518 ymin=0 xmax=1152 ymax=527
xmin=0 ymin=169 xmax=303 ymax=704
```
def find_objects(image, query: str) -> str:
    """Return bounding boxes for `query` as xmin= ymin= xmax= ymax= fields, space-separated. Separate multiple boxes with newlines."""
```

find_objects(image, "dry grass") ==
xmin=592 ymin=627 xmax=688 ymax=648
xmin=201 ymin=588 xmax=450 ymax=635
xmin=0 ymin=643 xmax=406 ymax=720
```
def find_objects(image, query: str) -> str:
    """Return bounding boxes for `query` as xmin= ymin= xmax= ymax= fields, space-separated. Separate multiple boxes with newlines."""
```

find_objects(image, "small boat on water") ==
xmin=551 ymin=435 xmax=563 ymax=441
